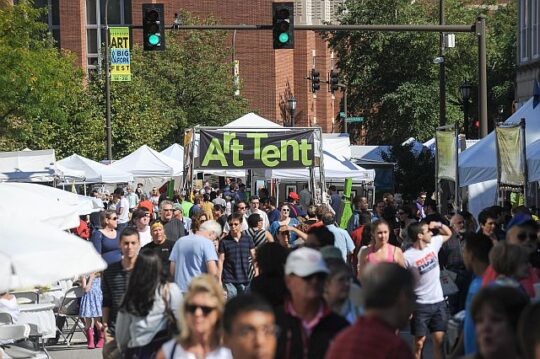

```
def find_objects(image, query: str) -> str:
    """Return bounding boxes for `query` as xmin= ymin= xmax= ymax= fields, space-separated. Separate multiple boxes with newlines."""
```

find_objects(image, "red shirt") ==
xmin=482 ymin=265 xmax=540 ymax=298
xmin=325 ymin=316 xmax=413 ymax=359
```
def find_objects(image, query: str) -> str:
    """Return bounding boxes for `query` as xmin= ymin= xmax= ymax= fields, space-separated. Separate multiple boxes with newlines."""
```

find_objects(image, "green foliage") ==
xmin=329 ymin=0 xmax=517 ymax=144
xmin=0 ymin=4 xmax=249 ymax=160
xmin=0 ymin=2 xmax=104 ymax=158
xmin=88 ymin=11 xmax=249 ymax=158
xmin=381 ymin=144 xmax=435 ymax=200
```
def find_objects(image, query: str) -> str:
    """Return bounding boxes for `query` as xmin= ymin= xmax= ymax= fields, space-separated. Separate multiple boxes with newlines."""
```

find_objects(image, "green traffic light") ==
xmin=148 ymin=34 xmax=160 ymax=46
xmin=278 ymin=33 xmax=289 ymax=43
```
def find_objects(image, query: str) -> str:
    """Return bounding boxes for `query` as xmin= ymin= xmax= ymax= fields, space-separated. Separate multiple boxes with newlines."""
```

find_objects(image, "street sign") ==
xmin=110 ymin=27 xmax=131 ymax=82
xmin=339 ymin=112 xmax=345 ymax=118
xmin=346 ymin=117 xmax=364 ymax=123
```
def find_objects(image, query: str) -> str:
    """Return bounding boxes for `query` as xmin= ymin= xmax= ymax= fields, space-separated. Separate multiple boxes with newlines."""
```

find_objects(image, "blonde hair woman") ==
xmin=156 ymin=274 xmax=232 ymax=359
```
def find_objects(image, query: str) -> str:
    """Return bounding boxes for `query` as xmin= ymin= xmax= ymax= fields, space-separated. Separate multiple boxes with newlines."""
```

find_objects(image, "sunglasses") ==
xmin=162 ymin=209 xmax=174 ymax=212
xmin=281 ymin=209 xmax=290 ymax=212
xmin=186 ymin=304 xmax=216 ymax=316
xmin=109 ymin=217 xmax=118 ymax=220
xmin=229 ymin=222 xmax=241 ymax=227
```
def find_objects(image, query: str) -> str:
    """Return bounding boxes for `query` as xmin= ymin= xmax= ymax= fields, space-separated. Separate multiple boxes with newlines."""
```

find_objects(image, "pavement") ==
xmin=44 ymin=328 xmax=434 ymax=359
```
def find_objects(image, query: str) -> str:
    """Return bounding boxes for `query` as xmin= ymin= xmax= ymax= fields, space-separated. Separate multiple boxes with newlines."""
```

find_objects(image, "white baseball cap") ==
xmin=285 ymin=247 xmax=329 ymax=277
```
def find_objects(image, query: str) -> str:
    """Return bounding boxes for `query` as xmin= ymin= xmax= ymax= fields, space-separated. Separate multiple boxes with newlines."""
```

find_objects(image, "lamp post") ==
xmin=459 ymin=82 xmax=472 ymax=138
xmin=288 ymin=96 xmax=297 ymax=127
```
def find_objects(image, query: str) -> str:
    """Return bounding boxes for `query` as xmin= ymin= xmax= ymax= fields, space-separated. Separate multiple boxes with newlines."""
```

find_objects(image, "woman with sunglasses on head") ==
xmin=91 ymin=210 xmax=122 ymax=265
xmin=269 ymin=203 xmax=305 ymax=247
xmin=116 ymin=249 xmax=182 ymax=358
xmin=156 ymin=274 xmax=232 ymax=359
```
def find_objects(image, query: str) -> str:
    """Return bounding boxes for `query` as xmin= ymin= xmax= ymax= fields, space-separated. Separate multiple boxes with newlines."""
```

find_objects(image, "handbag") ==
xmin=123 ymin=284 xmax=179 ymax=359
xmin=440 ymin=268 xmax=459 ymax=296
xmin=161 ymin=284 xmax=180 ymax=337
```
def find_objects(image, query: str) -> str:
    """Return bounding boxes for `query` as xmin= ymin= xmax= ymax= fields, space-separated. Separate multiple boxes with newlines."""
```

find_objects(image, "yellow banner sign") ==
xmin=110 ymin=27 xmax=131 ymax=82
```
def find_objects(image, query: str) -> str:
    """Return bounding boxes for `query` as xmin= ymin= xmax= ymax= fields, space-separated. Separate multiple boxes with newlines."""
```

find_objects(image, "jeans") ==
xmin=224 ymin=282 xmax=248 ymax=299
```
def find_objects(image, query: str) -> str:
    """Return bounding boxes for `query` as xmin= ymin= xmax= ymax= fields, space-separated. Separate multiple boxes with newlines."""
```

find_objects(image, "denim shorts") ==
xmin=410 ymin=301 xmax=449 ymax=337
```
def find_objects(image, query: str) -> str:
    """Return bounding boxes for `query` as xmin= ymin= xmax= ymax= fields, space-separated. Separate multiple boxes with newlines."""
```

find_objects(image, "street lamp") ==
xmin=458 ymin=82 xmax=472 ymax=138
xmin=287 ymin=96 xmax=297 ymax=127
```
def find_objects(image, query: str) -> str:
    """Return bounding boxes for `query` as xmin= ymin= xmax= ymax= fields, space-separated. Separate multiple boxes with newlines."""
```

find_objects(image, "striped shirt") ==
xmin=219 ymin=233 xmax=254 ymax=284
xmin=101 ymin=261 xmax=131 ymax=334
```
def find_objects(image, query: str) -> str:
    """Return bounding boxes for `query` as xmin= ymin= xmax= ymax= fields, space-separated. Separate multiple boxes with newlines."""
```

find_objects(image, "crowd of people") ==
xmin=62 ymin=181 xmax=540 ymax=359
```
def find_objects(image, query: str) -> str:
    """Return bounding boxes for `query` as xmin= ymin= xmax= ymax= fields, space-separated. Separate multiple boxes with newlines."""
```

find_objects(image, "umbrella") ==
xmin=0 ymin=183 xmax=80 ymax=230
xmin=0 ymin=218 xmax=107 ymax=292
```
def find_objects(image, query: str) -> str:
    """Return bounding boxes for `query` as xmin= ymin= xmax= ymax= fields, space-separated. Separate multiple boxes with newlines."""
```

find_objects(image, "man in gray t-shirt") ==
xmin=169 ymin=220 xmax=222 ymax=292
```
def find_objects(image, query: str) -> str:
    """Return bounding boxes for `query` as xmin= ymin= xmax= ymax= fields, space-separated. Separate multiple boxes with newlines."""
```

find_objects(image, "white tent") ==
xmin=0 ymin=149 xmax=56 ymax=182
xmin=57 ymin=154 xmax=134 ymax=183
xmin=459 ymin=97 xmax=540 ymax=186
xmin=267 ymin=151 xmax=376 ymax=182
xmin=160 ymin=144 xmax=185 ymax=163
xmin=527 ymin=138 xmax=540 ymax=182
xmin=224 ymin=112 xmax=284 ymax=130
xmin=111 ymin=145 xmax=183 ymax=177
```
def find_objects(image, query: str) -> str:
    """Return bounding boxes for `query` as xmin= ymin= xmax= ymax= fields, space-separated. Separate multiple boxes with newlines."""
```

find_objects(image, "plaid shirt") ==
xmin=219 ymin=233 xmax=254 ymax=284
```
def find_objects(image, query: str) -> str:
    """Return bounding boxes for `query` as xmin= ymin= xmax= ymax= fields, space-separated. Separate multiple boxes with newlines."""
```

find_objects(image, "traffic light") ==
xmin=143 ymin=3 xmax=165 ymax=51
xmin=311 ymin=69 xmax=320 ymax=93
xmin=329 ymin=70 xmax=339 ymax=93
xmin=272 ymin=3 xmax=294 ymax=49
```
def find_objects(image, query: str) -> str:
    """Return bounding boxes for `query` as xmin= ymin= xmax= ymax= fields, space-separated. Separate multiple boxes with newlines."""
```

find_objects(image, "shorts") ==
xmin=410 ymin=301 xmax=448 ymax=337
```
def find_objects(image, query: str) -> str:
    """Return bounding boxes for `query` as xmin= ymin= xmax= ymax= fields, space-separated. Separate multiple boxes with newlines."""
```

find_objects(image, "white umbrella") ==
xmin=0 ymin=183 xmax=80 ymax=230
xmin=0 ymin=218 xmax=107 ymax=292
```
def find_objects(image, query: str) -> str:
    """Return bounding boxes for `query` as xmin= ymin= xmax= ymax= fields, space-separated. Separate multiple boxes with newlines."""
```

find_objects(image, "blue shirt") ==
xmin=268 ymin=209 xmax=280 ymax=224
xmin=464 ymin=276 xmax=482 ymax=355
xmin=269 ymin=218 xmax=301 ymax=244
xmin=327 ymin=224 xmax=355 ymax=261
xmin=219 ymin=233 xmax=254 ymax=284
xmin=169 ymin=234 xmax=218 ymax=292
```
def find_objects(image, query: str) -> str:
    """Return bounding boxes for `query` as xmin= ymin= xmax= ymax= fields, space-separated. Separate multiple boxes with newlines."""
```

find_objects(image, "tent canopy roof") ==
xmin=57 ymin=154 xmax=134 ymax=183
xmin=160 ymin=144 xmax=184 ymax=163
xmin=0 ymin=149 xmax=56 ymax=182
xmin=111 ymin=145 xmax=182 ymax=177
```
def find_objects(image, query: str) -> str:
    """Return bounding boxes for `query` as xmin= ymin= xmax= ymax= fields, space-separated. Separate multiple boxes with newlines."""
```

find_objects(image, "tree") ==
xmin=0 ymin=2 xmax=104 ymax=158
xmin=381 ymin=143 xmax=435 ymax=200
xmin=88 ymin=11 xmax=249 ymax=158
xmin=328 ymin=0 xmax=517 ymax=144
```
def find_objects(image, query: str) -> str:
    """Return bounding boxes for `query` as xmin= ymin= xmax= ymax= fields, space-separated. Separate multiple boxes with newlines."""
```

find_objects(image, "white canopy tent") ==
xmin=266 ymin=151 xmax=376 ymax=181
xmin=111 ymin=145 xmax=182 ymax=177
xmin=57 ymin=154 xmax=134 ymax=183
xmin=527 ymin=138 xmax=540 ymax=182
xmin=0 ymin=149 xmax=57 ymax=182
xmin=459 ymin=97 xmax=540 ymax=187
xmin=160 ymin=143 xmax=185 ymax=163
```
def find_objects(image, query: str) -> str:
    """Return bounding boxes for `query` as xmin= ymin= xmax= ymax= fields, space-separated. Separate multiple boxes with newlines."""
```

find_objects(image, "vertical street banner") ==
xmin=436 ymin=129 xmax=457 ymax=181
xmin=109 ymin=27 xmax=131 ymax=82
xmin=496 ymin=125 xmax=525 ymax=186
xmin=197 ymin=129 xmax=315 ymax=169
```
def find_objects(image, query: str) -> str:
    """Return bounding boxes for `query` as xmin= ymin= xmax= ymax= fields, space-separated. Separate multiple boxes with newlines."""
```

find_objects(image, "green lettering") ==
xmin=223 ymin=132 xmax=236 ymax=154
xmin=261 ymin=145 xmax=280 ymax=167
xmin=201 ymin=139 xmax=228 ymax=167
xmin=280 ymin=139 xmax=300 ymax=162
xmin=246 ymin=133 xmax=268 ymax=159
xmin=230 ymin=139 xmax=244 ymax=166
xmin=299 ymin=139 xmax=313 ymax=166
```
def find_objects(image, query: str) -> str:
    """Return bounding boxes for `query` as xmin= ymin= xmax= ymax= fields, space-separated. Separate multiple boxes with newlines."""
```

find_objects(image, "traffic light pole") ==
xmin=143 ymin=21 xmax=488 ymax=138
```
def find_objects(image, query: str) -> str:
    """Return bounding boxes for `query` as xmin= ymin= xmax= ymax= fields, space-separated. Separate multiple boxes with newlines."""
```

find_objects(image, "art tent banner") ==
xmin=496 ymin=125 xmax=526 ymax=186
xmin=197 ymin=129 xmax=315 ymax=169
xmin=436 ymin=129 xmax=457 ymax=181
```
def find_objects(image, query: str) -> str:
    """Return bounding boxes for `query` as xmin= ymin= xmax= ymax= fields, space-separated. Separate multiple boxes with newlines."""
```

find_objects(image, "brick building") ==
xmin=17 ymin=0 xmax=342 ymax=132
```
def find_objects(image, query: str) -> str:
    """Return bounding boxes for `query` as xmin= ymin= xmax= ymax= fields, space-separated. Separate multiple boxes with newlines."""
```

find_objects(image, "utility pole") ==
xmin=439 ymin=0 xmax=446 ymax=127
xmin=104 ymin=0 xmax=112 ymax=162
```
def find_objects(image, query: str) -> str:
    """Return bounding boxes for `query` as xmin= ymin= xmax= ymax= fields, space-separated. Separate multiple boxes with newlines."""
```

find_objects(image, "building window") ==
xmin=85 ymin=0 xmax=132 ymax=75
xmin=18 ymin=0 xmax=61 ymax=47
xmin=533 ymin=0 xmax=539 ymax=59
xmin=521 ymin=0 xmax=530 ymax=63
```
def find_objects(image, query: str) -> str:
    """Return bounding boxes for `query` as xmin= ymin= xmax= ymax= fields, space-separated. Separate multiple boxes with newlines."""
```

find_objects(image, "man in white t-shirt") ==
xmin=247 ymin=196 xmax=269 ymax=230
xmin=404 ymin=220 xmax=452 ymax=359
xmin=114 ymin=188 xmax=130 ymax=234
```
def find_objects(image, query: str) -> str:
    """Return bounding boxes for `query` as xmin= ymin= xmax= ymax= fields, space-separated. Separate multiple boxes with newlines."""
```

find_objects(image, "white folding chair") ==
xmin=55 ymin=287 xmax=85 ymax=346
xmin=0 ymin=324 xmax=49 ymax=359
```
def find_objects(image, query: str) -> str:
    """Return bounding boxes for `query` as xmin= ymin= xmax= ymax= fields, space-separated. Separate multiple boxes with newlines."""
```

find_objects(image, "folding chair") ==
xmin=0 ymin=317 xmax=50 ymax=358
xmin=12 ymin=292 xmax=39 ymax=305
xmin=55 ymin=287 xmax=85 ymax=346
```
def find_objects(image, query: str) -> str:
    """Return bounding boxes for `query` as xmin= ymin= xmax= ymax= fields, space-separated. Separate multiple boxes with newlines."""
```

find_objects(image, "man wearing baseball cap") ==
xmin=274 ymin=248 xmax=349 ymax=359
xmin=287 ymin=192 xmax=306 ymax=219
